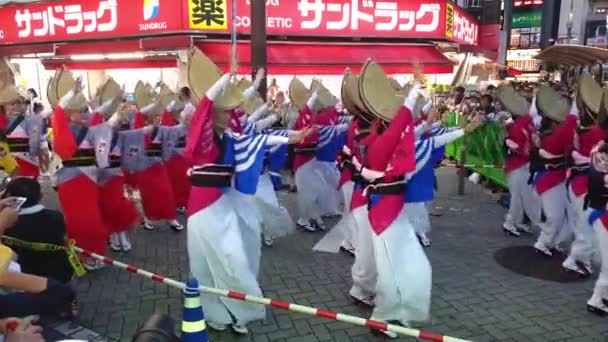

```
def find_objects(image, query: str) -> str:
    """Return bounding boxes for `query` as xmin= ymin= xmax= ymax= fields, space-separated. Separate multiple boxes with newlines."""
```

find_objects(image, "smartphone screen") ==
xmin=7 ymin=197 xmax=26 ymax=210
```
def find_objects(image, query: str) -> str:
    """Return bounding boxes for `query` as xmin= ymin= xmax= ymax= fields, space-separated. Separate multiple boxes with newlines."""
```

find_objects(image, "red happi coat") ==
xmin=535 ymin=115 xmax=577 ymax=194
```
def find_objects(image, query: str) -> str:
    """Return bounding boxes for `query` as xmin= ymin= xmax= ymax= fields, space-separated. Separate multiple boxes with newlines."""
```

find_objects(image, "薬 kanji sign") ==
xmin=188 ymin=0 xmax=228 ymax=30
xmin=0 ymin=0 xmax=184 ymax=44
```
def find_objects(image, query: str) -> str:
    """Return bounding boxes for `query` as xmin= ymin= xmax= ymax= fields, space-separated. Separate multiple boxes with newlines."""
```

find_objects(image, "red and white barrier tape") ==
xmin=439 ymin=162 xmax=504 ymax=169
xmin=76 ymin=248 xmax=471 ymax=342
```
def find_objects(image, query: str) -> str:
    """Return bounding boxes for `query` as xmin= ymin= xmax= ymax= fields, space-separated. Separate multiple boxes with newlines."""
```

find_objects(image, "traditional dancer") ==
xmin=563 ymin=74 xmax=605 ymax=275
xmin=530 ymin=86 xmax=578 ymax=256
xmin=407 ymin=107 xmax=481 ymax=247
xmin=349 ymin=61 xmax=428 ymax=337
xmin=585 ymin=137 xmax=608 ymax=315
xmin=51 ymin=70 xmax=124 ymax=270
xmin=159 ymin=85 xmax=190 ymax=214
xmin=0 ymin=59 xmax=48 ymax=178
xmin=91 ymin=79 xmax=140 ymax=253
xmin=183 ymin=48 xmax=313 ymax=334
xmin=500 ymin=85 xmax=542 ymax=237
xmin=128 ymin=84 xmax=183 ymax=231
xmin=291 ymin=78 xmax=339 ymax=231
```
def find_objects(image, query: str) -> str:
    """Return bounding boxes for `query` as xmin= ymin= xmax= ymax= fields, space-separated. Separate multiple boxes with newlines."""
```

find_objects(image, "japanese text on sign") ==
xmin=189 ymin=0 xmax=228 ymax=30
xmin=297 ymin=0 xmax=441 ymax=33
xmin=15 ymin=0 xmax=117 ymax=38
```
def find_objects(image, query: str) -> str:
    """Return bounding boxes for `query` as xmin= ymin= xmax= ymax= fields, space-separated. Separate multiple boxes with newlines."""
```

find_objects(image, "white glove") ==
xmin=206 ymin=74 xmax=231 ymax=100
xmin=243 ymin=86 xmax=257 ymax=99
xmin=306 ymin=91 xmax=319 ymax=110
xmin=59 ymin=90 xmax=75 ymax=109
xmin=422 ymin=100 xmax=433 ymax=114
xmin=404 ymin=84 xmax=421 ymax=111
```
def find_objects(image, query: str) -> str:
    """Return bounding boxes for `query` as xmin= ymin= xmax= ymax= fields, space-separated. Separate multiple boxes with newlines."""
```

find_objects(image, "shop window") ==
xmin=466 ymin=0 xmax=482 ymax=8
xmin=595 ymin=7 xmax=608 ymax=14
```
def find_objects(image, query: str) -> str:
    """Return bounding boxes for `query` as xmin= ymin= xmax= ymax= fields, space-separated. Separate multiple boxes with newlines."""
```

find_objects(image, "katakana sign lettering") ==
xmin=229 ymin=0 xmax=478 ymax=45
xmin=0 ymin=0 xmax=182 ymax=44
xmin=189 ymin=0 xmax=228 ymax=30
xmin=15 ymin=0 xmax=117 ymax=38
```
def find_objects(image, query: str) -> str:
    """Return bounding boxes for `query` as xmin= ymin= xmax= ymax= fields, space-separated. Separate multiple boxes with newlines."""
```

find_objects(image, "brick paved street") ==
xmin=39 ymin=168 xmax=608 ymax=342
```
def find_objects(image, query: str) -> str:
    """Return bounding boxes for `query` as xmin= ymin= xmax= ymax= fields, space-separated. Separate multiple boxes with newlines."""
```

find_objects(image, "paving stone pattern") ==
xmin=39 ymin=169 xmax=608 ymax=341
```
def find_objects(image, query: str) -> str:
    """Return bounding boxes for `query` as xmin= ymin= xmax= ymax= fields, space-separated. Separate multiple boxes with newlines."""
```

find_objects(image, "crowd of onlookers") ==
xmin=0 ymin=177 xmax=76 ymax=341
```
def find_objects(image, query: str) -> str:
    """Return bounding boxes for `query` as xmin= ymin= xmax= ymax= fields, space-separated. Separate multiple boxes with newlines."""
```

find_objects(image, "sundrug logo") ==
xmin=143 ymin=0 xmax=159 ymax=21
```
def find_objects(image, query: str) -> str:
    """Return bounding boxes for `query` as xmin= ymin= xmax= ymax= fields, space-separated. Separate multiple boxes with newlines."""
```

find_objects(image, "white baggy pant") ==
xmin=536 ymin=182 xmax=572 ymax=249
xmin=566 ymin=186 xmax=596 ymax=264
xmin=589 ymin=217 xmax=608 ymax=306
xmin=350 ymin=206 xmax=376 ymax=300
xmin=505 ymin=164 xmax=542 ymax=226
xmin=295 ymin=160 xmax=326 ymax=222
xmin=405 ymin=202 xmax=431 ymax=235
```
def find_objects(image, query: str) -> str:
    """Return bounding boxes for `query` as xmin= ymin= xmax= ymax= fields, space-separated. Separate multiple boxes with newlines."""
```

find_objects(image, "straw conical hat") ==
xmin=46 ymin=76 xmax=58 ymax=109
xmin=241 ymin=96 xmax=264 ymax=115
xmin=341 ymin=70 xmax=360 ymax=116
xmin=497 ymin=85 xmax=530 ymax=116
xmin=64 ymin=92 xmax=88 ymax=112
xmin=99 ymin=77 xmax=122 ymax=115
xmin=187 ymin=47 xmax=243 ymax=111
xmin=187 ymin=47 xmax=221 ymax=103
xmin=237 ymin=78 xmax=253 ymax=92
xmin=359 ymin=60 xmax=404 ymax=122
xmin=579 ymin=73 xmax=602 ymax=114
xmin=54 ymin=67 xmax=74 ymax=104
xmin=537 ymin=84 xmax=570 ymax=123
xmin=159 ymin=83 xmax=178 ymax=110
xmin=134 ymin=81 xmax=152 ymax=110
xmin=289 ymin=77 xmax=311 ymax=111
xmin=0 ymin=59 xmax=19 ymax=104
xmin=0 ymin=86 xmax=19 ymax=105
xmin=310 ymin=79 xmax=338 ymax=111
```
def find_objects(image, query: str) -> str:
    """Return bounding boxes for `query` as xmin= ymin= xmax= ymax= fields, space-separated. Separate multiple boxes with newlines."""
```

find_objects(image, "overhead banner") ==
xmin=0 ymin=0 xmax=185 ymax=44
xmin=0 ymin=0 xmax=478 ymax=46
xmin=186 ymin=0 xmax=478 ymax=45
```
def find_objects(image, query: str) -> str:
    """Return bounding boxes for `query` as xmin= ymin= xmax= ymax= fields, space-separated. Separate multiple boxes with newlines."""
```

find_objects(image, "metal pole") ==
xmin=251 ymin=0 xmax=267 ymax=101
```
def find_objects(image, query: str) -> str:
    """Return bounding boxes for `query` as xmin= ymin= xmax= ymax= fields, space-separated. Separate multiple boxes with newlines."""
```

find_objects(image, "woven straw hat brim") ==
xmin=99 ymin=78 xmax=121 ymax=115
xmin=65 ymin=93 xmax=88 ymax=112
xmin=47 ymin=77 xmax=58 ymax=109
xmin=537 ymin=84 xmax=569 ymax=123
xmin=214 ymin=82 xmax=245 ymax=112
xmin=316 ymin=84 xmax=338 ymax=111
xmin=498 ymin=85 xmax=530 ymax=116
xmin=55 ymin=67 xmax=74 ymax=104
xmin=237 ymin=78 xmax=253 ymax=92
xmin=187 ymin=47 xmax=222 ymax=103
xmin=134 ymin=81 xmax=152 ymax=110
xmin=579 ymin=73 xmax=602 ymax=114
xmin=359 ymin=60 xmax=403 ymax=122
xmin=345 ymin=71 xmax=368 ymax=114
xmin=289 ymin=77 xmax=311 ymax=111
xmin=0 ymin=86 xmax=20 ymax=105
xmin=341 ymin=70 xmax=360 ymax=116
xmin=241 ymin=96 xmax=264 ymax=115
xmin=159 ymin=83 xmax=178 ymax=110
xmin=310 ymin=79 xmax=322 ymax=92
xmin=0 ymin=58 xmax=16 ymax=91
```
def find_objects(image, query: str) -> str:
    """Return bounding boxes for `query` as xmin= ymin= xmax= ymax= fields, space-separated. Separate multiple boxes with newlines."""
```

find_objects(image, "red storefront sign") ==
xmin=187 ymin=0 xmax=478 ymax=45
xmin=0 ymin=0 xmax=478 ymax=46
xmin=0 ymin=0 xmax=185 ymax=45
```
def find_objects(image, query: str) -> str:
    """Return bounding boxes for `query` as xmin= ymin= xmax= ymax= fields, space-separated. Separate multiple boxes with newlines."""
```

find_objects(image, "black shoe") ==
xmin=587 ymin=304 xmax=608 ymax=317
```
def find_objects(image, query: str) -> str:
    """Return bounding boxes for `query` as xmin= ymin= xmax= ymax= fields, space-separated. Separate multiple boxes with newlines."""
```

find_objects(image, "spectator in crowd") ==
xmin=2 ymin=177 xmax=73 ymax=283
xmin=0 ymin=178 xmax=75 ymax=319
xmin=0 ymin=317 xmax=44 ymax=342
